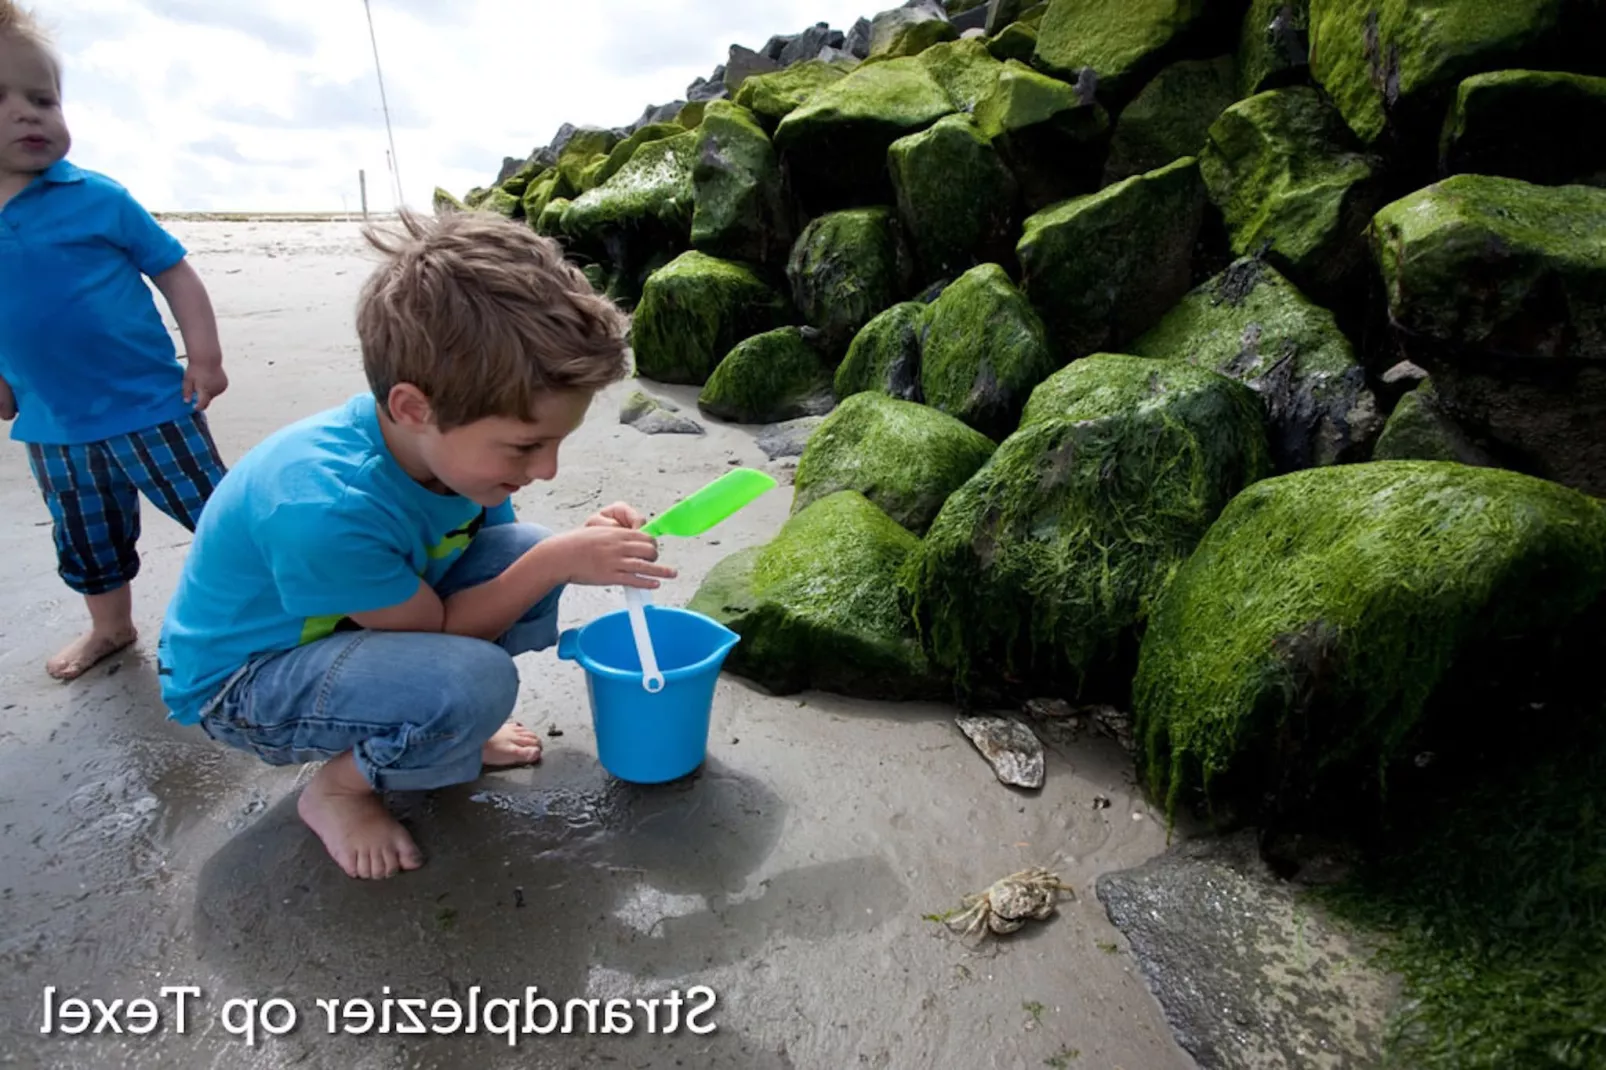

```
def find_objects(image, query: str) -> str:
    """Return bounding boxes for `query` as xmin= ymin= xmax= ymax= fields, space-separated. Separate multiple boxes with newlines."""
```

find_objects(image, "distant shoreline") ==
xmin=153 ymin=211 xmax=400 ymax=223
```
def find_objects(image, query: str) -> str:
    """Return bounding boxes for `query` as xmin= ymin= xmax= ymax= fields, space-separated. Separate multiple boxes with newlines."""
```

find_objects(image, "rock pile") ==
xmin=436 ymin=0 xmax=1606 ymax=827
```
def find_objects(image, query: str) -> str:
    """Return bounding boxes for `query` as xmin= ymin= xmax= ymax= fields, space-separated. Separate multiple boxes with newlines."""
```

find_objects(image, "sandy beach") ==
xmin=0 ymin=220 xmax=1194 ymax=1069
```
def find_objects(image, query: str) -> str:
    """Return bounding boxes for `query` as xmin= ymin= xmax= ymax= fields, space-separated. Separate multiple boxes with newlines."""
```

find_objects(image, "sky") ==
xmin=35 ymin=0 xmax=879 ymax=212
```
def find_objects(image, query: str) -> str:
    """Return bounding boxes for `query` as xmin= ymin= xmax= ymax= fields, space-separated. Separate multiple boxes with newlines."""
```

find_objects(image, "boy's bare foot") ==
xmin=482 ymin=721 xmax=543 ymax=768
xmin=297 ymin=752 xmax=423 ymax=879
xmin=46 ymin=625 xmax=139 ymax=681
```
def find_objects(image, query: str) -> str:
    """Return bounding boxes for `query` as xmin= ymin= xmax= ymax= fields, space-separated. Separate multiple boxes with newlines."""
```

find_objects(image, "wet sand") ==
xmin=0 ymin=221 xmax=1195 ymax=1069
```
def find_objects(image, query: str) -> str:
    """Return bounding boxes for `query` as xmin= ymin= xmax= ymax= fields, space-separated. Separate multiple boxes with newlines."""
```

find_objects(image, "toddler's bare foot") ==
xmin=47 ymin=625 xmax=138 ymax=681
xmin=482 ymin=720 xmax=543 ymax=768
xmin=297 ymin=752 xmax=423 ymax=879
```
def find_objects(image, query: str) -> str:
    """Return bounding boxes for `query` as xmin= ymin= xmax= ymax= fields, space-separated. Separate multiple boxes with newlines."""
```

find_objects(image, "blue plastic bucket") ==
xmin=557 ymin=605 xmax=740 ymax=784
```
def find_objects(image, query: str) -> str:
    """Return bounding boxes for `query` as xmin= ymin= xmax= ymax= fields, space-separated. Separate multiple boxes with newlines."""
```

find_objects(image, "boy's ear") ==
xmin=387 ymin=383 xmax=436 ymax=429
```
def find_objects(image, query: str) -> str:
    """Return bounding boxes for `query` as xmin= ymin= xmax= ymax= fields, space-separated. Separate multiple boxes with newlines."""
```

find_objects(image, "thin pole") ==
xmin=362 ymin=0 xmax=404 ymax=209
xmin=359 ymin=169 xmax=369 ymax=220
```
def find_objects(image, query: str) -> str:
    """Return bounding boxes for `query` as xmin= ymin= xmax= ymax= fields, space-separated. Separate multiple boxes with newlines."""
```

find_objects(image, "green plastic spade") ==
xmin=627 ymin=467 xmax=778 ymax=692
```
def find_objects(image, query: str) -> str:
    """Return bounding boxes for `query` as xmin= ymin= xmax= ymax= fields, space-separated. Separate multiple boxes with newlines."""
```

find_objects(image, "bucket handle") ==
xmin=557 ymin=628 xmax=579 ymax=662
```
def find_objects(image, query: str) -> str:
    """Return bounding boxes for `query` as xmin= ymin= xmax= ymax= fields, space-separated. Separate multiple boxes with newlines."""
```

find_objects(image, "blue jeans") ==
xmin=198 ymin=523 xmax=564 ymax=792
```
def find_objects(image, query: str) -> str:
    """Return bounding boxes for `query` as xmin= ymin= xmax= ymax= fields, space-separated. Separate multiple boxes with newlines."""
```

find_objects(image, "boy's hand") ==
xmin=586 ymin=502 xmax=648 ymax=530
xmin=182 ymin=357 xmax=229 ymax=411
xmin=0 ymin=377 xmax=15 ymax=421
xmin=547 ymin=525 xmax=675 ymax=589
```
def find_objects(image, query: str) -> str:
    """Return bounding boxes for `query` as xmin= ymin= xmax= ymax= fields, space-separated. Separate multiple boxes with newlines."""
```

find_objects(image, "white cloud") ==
xmin=34 ymin=0 xmax=879 ymax=212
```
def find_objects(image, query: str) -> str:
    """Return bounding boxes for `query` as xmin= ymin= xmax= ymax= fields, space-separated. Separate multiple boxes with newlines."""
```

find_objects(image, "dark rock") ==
xmin=845 ymin=16 xmax=873 ymax=58
xmin=619 ymin=390 xmax=705 ymax=435
xmin=761 ymin=33 xmax=794 ymax=62
xmin=631 ymin=101 xmax=686 ymax=132
xmin=1441 ymin=70 xmax=1606 ymax=187
xmin=687 ymin=76 xmax=731 ymax=103
xmin=1096 ymin=831 xmax=1399 ymax=1070
xmin=779 ymin=23 xmax=836 ymax=66
xmin=755 ymin=416 xmax=827 ymax=460
xmin=494 ymin=155 xmax=524 ymax=186
xmin=1371 ymin=381 xmax=1498 ymax=468
xmin=869 ymin=1 xmax=958 ymax=59
xmin=984 ymin=0 xmax=1025 ymax=36
xmin=951 ymin=2 xmax=990 ymax=33
xmin=724 ymin=45 xmax=782 ymax=92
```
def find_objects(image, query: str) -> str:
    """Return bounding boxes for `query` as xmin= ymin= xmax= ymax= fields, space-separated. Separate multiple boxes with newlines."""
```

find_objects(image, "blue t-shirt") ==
xmin=157 ymin=393 xmax=517 ymax=724
xmin=0 ymin=160 xmax=195 ymax=445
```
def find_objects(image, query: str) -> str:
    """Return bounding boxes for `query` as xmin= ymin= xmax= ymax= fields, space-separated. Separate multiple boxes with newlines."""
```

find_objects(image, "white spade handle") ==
xmin=624 ymin=586 xmax=665 ymax=692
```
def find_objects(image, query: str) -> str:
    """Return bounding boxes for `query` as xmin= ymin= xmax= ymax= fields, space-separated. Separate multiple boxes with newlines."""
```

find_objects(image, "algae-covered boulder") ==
xmin=482 ymin=187 xmax=521 ymax=219
xmin=520 ymin=170 xmax=573 ymax=223
xmin=1370 ymin=174 xmax=1606 ymax=496
xmin=774 ymin=57 xmax=956 ymax=212
xmin=986 ymin=20 xmax=1038 ymax=62
xmin=834 ymin=301 xmax=926 ymax=402
xmin=975 ymin=59 xmax=1109 ymax=209
xmin=1440 ymin=69 xmax=1606 ymax=187
xmin=1104 ymin=55 xmax=1240 ymax=183
xmin=1200 ymin=86 xmax=1382 ymax=304
xmin=678 ymin=101 xmax=708 ymax=129
xmin=917 ymin=37 xmax=1007 ymax=111
xmin=904 ymin=353 xmax=1272 ymax=691
xmin=786 ymin=207 xmax=915 ymax=357
xmin=1237 ymin=0 xmax=1309 ymax=97
xmin=433 ymin=187 xmax=466 ymax=214
xmin=589 ymin=122 xmax=685 ymax=190
xmin=1018 ymin=156 xmax=1206 ymax=360
xmin=920 ymin=263 xmax=1056 ymax=440
xmin=793 ymin=392 xmax=997 ymax=534
xmin=560 ymin=130 xmax=698 ymax=270
xmin=1308 ymin=0 xmax=1604 ymax=152
xmin=869 ymin=2 xmax=959 ymax=59
xmin=555 ymin=127 xmax=620 ymax=192
xmin=889 ymin=115 xmax=1020 ymax=281
xmin=630 ymin=252 xmax=793 ymax=384
xmin=696 ymin=327 xmax=835 ymax=424
xmin=1032 ymin=0 xmax=1216 ymax=104
xmin=1371 ymin=381 xmax=1497 ymax=467
xmin=1129 ymin=256 xmax=1383 ymax=470
xmin=688 ymin=491 xmax=939 ymax=699
xmin=690 ymin=101 xmax=791 ymax=266
xmin=1133 ymin=461 xmax=1606 ymax=818
xmin=733 ymin=60 xmax=851 ymax=129
xmin=533 ymin=196 xmax=570 ymax=238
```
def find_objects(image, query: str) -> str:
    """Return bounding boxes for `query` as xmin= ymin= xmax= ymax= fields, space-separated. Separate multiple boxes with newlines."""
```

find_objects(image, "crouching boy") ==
xmin=156 ymin=209 xmax=674 ymax=880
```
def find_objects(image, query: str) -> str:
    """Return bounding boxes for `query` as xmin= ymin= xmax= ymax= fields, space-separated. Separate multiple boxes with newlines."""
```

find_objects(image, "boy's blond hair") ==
xmin=0 ymin=1 xmax=58 ymax=75
xmin=357 ymin=208 xmax=630 ymax=431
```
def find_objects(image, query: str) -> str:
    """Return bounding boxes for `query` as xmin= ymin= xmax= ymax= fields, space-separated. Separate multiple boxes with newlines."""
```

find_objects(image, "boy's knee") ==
xmin=442 ymin=639 xmax=520 ymax=735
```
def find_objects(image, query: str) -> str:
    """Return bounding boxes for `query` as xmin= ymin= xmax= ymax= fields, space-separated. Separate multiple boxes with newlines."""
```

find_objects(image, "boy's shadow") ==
xmin=192 ymin=749 xmax=906 ymax=1066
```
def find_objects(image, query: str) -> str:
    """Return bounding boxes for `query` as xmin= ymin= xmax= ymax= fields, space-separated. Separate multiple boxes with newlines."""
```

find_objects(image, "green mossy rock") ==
xmin=560 ymin=130 xmax=698 ymax=272
xmin=1032 ymin=0 xmax=1214 ymax=104
xmin=590 ymin=122 xmax=685 ymax=190
xmin=630 ymin=252 xmax=793 ymax=385
xmin=678 ymin=101 xmax=708 ymax=129
xmin=1104 ymin=55 xmax=1240 ymax=183
xmin=786 ymin=207 xmax=915 ymax=357
xmin=555 ymin=128 xmax=621 ymax=191
xmin=869 ymin=4 xmax=960 ymax=59
xmin=581 ymin=264 xmax=610 ymax=294
xmin=733 ymin=60 xmax=852 ymax=129
xmin=1370 ymin=174 xmax=1606 ymax=496
xmin=975 ymin=59 xmax=1110 ymax=208
xmin=918 ymin=38 xmax=1007 ymax=112
xmin=904 ymin=353 xmax=1272 ymax=692
xmin=498 ymin=159 xmax=546 ymax=199
xmin=520 ymin=170 xmax=572 ymax=223
xmin=577 ymin=154 xmax=611 ymax=194
xmin=1371 ymin=381 xmax=1496 ymax=467
xmin=774 ymin=57 xmax=957 ymax=212
xmin=433 ymin=187 xmax=466 ymax=214
xmin=920 ymin=263 xmax=1056 ymax=440
xmin=1200 ymin=86 xmax=1382 ymax=303
xmin=1129 ymin=256 xmax=1383 ymax=470
xmin=834 ymin=302 xmax=926 ymax=402
xmin=1308 ymin=0 xmax=1604 ymax=153
xmin=1018 ymin=156 xmax=1206 ymax=360
xmin=889 ymin=115 xmax=1020 ymax=282
xmin=533 ymin=196 xmax=570 ymax=238
xmin=1237 ymin=0 xmax=1309 ymax=96
xmin=1441 ymin=69 xmax=1606 ymax=187
xmin=986 ymin=21 xmax=1038 ymax=63
xmin=688 ymin=491 xmax=938 ymax=700
xmin=690 ymin=101 xmax=791 ymax=267
xmin=793 ymin=392 xmax=997 ymax=535
xmin=463 ymin=187 xmax=492 ymax=209
xmin=1133 ymin=461 xmax=1606 ymax=819
xmin=1371 ymin=174 xmax=1606 ymax=364
xmin=696 ymin=327 xmax=835 ymax=424
xmin=483 ymin=187 xmax=521 ymax=219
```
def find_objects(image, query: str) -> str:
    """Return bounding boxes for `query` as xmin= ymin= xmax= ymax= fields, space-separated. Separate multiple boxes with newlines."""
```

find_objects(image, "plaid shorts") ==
xmin=26 ymin=412 xmax=227 ymax=596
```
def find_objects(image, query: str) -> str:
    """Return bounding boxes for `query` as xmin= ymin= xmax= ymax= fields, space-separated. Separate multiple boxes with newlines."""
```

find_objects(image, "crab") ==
xmin=944 ymin=866 xmax=1074 ymax=939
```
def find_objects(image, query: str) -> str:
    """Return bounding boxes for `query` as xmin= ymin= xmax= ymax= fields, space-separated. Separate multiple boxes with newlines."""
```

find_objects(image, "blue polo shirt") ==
xmin=0 ymin=160 xmax=194 ymax=445
xmin=157 ymin=393 xmax=519 ymax=724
